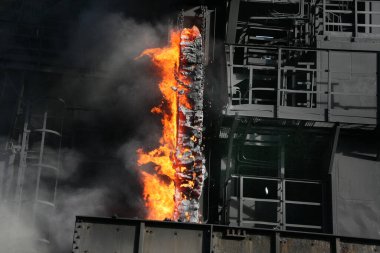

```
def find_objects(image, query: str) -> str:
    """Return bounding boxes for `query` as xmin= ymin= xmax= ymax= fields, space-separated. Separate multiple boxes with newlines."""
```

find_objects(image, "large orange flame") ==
xmin=136 ymin=31 xmax=180 ymax=220
xmin=137 ymin=27 xmax=202 ymax=221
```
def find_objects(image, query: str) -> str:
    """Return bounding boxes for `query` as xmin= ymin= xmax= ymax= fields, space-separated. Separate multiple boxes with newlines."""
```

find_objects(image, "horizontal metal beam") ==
xmin=73 ymin=216 xmax=380 ymax=253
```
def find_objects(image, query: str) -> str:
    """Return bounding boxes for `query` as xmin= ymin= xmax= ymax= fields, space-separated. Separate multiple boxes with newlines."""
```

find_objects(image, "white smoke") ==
xmin=0 ymin=204 xmax=39 ymax=253
xmin=52 ymin=187 xmax=108 ymax=251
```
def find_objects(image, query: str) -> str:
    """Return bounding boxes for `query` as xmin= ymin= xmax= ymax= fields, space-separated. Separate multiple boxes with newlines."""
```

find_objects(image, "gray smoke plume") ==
xmin=0 ymin=7 xmax=173 ymax=253
xmin=49 ymin=11 xmax=170 ymax=252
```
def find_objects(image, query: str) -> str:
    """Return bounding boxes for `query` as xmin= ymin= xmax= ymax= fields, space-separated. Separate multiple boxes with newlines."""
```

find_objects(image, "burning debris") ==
xmin=137 ymin=26 xmax=206 ymax=223
xmin=174 ymin=27 xmax=205 ymax=223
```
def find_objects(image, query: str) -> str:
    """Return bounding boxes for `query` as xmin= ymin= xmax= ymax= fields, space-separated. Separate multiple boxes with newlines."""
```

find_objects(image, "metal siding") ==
xmin=73 ymin=217 xmax=380 ymax=253
xmin=372 ymin=3 xmax=380 ymax=35
xmin=212 ymin=232 xmax=271 ymax=253
xmin=280 ymin=238 xmax=330 ymax=253
xmin=73 ymin=222 xmax=137 ymax=253
xmin=143 ymin=227 xmax=203 ymax=253
xmin=334 ymin=152 xmax=380 ymax=239
xmin=226 ymin=0 xmax=240 ymax=44
xmin=317 ymin=51 xmax=378 ymax=123
xmin=339 ymin=241 xmax=379 ymax=253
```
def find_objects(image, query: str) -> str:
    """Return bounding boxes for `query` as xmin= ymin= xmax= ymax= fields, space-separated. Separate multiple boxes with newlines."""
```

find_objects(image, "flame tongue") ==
xmin=137 ymin=26 xmax=205 ymax=222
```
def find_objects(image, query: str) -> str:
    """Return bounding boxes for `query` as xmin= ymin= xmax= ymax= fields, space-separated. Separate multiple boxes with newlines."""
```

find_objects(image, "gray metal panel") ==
xmin=226 ymin=0 xmax=240 ymax=44
xmin=333 ymin=143 xmax=380 ymax=239
xmin=317 ymin=50 xmax=378 ymax=124
xmin=73 ymin=222 xmax=137 ymax=253
xmin=317 ymin=36 xmax=380 ymax=51
xmin=373 ymin=2 xmax=380 ymax=35
xmin=213 ymin=232 xmax=271 ymax=253
xmin=72 ymin=216 xmax=380 ymax=253
xmin=280 ymin=237 xmax=330 ymax=253
xmin=339 ymin=241 xmax=379 ymax=253
xmin=143 ymin=227 xmax=203 ymax=253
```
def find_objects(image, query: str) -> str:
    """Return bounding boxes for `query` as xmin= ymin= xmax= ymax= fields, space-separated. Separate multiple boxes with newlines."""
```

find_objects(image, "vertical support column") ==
xmin=276 ymin=48 xmax=282 ymax=118
xmin=332 ymin=238 xmax=341 ymax=253
xmin=306 ymin=64 xmax=311 ymax=107
xmin=224 ymin=114 xmax=239 ymax=224
xmin=323 ymin=0 xmax=326 ymax=35
xmin=278 ymin=136 xmax=285 ymax=230
xmin=365 ymin=2 xmax=371 ymax=34
xmin=321 ymin=180 xmax=327 ymax=233
xmin=281 ymin=179 xmax=286 ymax=230
xmin=226 ymin=0 xmax=240 ymax=44
xmin=228 ymin=45 xmax=234 ymax=105
xmin=327 ymin=50 xmax=331 ymax=121
xmin=248 ymin=67 xmax=253 ymax=105
xmin=225 ymin=114 xmax=239 ymax=182
xmin=291 ymin=69 xmax=296 ymax=107
xmin=329 ymin=124 xmax=340 ymax=234
xmin=328 ymin=124 xmax=340 ymax=175
xmin=353 ymin=0 xmax=358 ymax=38
xmin=377 ymin=53 xmax=380 ymax=127
xmin=138 ymin=222 xmax=145 ymax=253
xmin=273 ymin=232 xmax=281 ymax=253
xmin=377 ymin=53 xmax=380 ymax=161
xmin=208 ymin=225 xmax=214 ymax=253
xmin=238 ymin=175 xmax=243 ymax=226
xmin=281 ymin=137 xmax=285 ymax=230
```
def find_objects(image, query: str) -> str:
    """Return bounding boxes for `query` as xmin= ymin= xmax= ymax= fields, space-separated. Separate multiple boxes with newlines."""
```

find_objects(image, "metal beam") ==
xmin=329 ymin=124 xmax=340 ymax=235
xmin=225 ymin=113 xmax=239 ymax=182
xmin=226 ymin=0 xmax=240 ymax=44
xmin=73 ymin=216 xmax=380 ymax=253
xmin=138 ymin=222 xmax=145 ymax=253
xmin=328 ymin=124 xmax=340 ymax=175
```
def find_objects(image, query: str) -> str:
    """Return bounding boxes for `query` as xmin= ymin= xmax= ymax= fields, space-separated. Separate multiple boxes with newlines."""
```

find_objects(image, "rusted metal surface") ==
xmin=144 ymin=226 xmax=203 ymax=253
xmin=72 ymin=221 xmax=137 ymax=253
xmin=212 ymin=232 xmax=271 ymax=253
xmin=73 ymin=216 xmax=380 ymax=253
xmin=340 ymin=242 xmax=379 ymax=253
xmin=280 ymin=237 xmax=330 ymax=253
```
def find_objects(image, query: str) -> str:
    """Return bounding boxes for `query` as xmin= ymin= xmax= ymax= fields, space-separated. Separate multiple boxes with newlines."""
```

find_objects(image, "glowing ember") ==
xmin=137 ymin=26 xmax=205 ymax=222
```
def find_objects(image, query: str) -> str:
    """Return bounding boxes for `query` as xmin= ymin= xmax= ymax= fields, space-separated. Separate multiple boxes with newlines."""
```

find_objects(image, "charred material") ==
xmin=174 ymin=26 xmax=206 ymax=223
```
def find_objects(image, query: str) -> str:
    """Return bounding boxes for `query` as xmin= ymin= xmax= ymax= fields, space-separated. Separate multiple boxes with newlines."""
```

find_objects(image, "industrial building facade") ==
xmin=216 ymin=0 xmax=380 ymax=240
xmin=0 ymin=0 xmax=379 ymax=252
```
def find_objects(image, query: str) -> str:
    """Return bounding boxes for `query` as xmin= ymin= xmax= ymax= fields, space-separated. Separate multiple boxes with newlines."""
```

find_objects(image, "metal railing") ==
xmin=224 ymin=174 xmax=323 ymax=231
xmin=322 ymin=0 xmax=380 ymax=37
xmin=225 ymin=44 xmax=378 ymax=124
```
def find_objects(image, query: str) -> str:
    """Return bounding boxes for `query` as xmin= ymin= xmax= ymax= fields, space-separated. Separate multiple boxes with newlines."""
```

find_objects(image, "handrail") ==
xmin=322 ymin=0 xmax=380 ymax=36
xmin=226 ymin=45 xmax=377 ymax=120
xmin=224 ymin=174 xmax=323 ymax=229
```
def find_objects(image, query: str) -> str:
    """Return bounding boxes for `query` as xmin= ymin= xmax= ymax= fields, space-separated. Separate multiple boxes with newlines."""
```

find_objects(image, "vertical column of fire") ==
xmin=136 ymin=26 xmax=205 ymax=223
xmin=174 ymin=26 xmax=205 ymax=223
